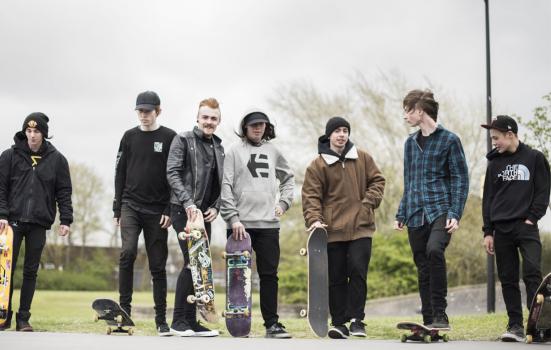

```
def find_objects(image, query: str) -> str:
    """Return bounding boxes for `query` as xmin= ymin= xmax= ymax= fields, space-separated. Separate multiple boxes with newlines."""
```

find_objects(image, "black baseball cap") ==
xmin=135 ymin=91 xmax=160 ymax=111
xmin=481 ymin=115 xmax=518 ymax=134
xmin=243 ymin=111 xmax=270 ymax=126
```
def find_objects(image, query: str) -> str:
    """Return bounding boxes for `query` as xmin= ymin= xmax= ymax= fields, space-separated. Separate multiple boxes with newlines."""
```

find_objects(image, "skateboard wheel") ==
xmin=106 ymin=326 xmax=112 ymax=335
xmin=191 ymin=230 xmax=202 ymax=239
xmin=299 ymin=248 xmax=307 ymax=256
xmin=442 ymin=334 xmax=449 ymax=342
xmin=423 ymin=335 xmax=431 ymax=343
xmin=200 ymin=294 xmax=211 ymax=304
xmin=243 ymin=251 xmax=251 ymax=259
xmin=244 ymin=310 xmax=250 ymax=317
xmin=128 ymin=328 xmax=134 ymax=336
xmin=299 ymin=309 xmax=307 ymax=317
xmin=178 ymin=232 xmax=187 ymax=241
xmin=221 ymin=310 xmax=226 ymax=317
xmin=94 ymin=314 xmax=99 ymax=322
xmin=115 ymin=315 xmax=123 ymax=324
xmin=526 ymin=335 xmax=533 ymax=344
xmin=400 ymin=334 xmax=407 ymax=343
xmin=222 ymin=252 xmax=227 ymax=259
xmin=187 ymin=295 xmax=197 ymax=304
xmin=536 ymin=293 xmax=544 ymax=304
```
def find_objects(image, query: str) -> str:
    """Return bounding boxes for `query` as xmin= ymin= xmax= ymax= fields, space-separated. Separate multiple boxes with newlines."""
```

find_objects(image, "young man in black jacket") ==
xmin=113 ymin=91 xmax=176 ymax=336
xmin=166 ymin=98 xmax=224 ymax=337
xmin=0 ymin=112 xmax=73 ymax=331
xmin=482 ymin=115 xmax=551 ymax=342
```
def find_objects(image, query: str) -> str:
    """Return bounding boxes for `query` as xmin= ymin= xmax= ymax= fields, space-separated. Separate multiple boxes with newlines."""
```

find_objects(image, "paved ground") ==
xmin=0 ymin=332 xmax=541 ymax=350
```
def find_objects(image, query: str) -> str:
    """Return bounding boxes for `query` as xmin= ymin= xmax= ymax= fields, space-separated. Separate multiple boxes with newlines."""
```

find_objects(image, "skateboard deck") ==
xmin=299 ymin=227 xmax=329 ymax=338
xmin=397 ymin=321 xmax=450 ymax=343
xmin=92 ymin=298 xmax=135 ymax=335
xmin=223 ymin=233 xmax=252 ymax=337
xmin=526 ymin=272 xmax=551 ymax=343
xmin=0 ymin=225 xmax=13 ymax=327
xmin=178 ymin=211 xmax=218 ymax=323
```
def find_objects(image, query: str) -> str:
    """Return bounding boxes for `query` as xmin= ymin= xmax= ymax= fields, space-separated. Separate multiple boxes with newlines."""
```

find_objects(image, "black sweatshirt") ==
xmin=113 ymin=126 xmax=177 ymax=218
xmin=482 ymin=142 xmax=551 ymax=236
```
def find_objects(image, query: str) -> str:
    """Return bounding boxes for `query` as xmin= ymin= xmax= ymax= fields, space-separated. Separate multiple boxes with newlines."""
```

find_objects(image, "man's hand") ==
xmin=275 ymin=205 xmax=284 ymax=217
xmin=445 ymin=218 xmax=459 ymax=234
xmin=484 ymin=235 xmax=494 ymax=255
xmin=59 ymin=225 xmax=70 ymax=237
xmin=186 ymin=205 xmax=198 ymax=222
xmin=113 ymin=217 xmax=120 ymax=227
xmin=0 ymin=219 xmax=8 ymax=233
xmin=160 ymin=215 xmax=171 ymax=229
xmin=394 ymin=220 xmax=404 ymax=231
xmin=204 ymin=208 xmax=218 ymax=223
xmin=306 ymin=221 xmax=327 ymax=234
xmin=231 ymin=221 xmax=248 ymax=241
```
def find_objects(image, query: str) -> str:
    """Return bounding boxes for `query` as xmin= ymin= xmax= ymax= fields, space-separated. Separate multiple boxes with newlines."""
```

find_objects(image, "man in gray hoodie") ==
xmin=220 ymin=110 xmax=295 ymax=338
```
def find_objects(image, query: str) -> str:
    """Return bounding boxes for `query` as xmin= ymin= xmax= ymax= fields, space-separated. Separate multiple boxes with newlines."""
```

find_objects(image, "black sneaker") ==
xmin=431 ymin=312 xmax=450 ymax=329
xmin=349 ymin=319 xmax=366 ymax=337
xmin=157 ymin=322 xmax=172 ymax=337
xmin=170 ymin=320 xmax=195 ymax=337
xmin=328 ymin=324 xmax=349 ymax=339
xmin=501 ymin=324 xmax=524 ymax=342
xmin=265 ymin=322 xmax=292 ymax=338
xmin=190 ymin=321 xmax=219 ymax=337
xmin=15 ymin=312 xmax=33 ymax=332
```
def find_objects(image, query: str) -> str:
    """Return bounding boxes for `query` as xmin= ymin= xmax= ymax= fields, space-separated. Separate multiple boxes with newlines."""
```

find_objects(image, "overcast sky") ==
xmin=1 ymin=0 xmax=550 ymax=238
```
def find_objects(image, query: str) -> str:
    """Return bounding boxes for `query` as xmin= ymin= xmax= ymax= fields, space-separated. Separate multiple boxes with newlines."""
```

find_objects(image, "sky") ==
xmin=1 ymin=0 xmax=550 ymax=241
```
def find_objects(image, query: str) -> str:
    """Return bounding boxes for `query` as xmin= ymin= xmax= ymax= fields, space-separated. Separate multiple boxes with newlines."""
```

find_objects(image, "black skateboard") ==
xmin=299 ymin=227 xmax=329 ymax=337
xmin=526 ymin=272 xmax=551 ymax=343
xmin=92 ymin=298 xmax=135 ymax=335
xmin=397 ymin=321 xmax=450 ymax=343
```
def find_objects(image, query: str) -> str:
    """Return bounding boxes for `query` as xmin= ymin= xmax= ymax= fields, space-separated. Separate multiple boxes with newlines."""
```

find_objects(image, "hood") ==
xmin=317 ymin=135 xmax=357 ymax=165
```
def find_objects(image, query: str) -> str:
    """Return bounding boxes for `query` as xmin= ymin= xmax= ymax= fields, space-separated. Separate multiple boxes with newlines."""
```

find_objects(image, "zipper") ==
xmin=193 ymin=138 xmax=198 ymax=203
xmin=25 ymin=167 xmax=35 ymax=219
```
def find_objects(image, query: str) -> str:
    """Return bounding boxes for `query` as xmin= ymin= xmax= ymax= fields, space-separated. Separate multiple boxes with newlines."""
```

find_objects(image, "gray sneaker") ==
xmin=501 ymin=324 xmax=524 ymax=342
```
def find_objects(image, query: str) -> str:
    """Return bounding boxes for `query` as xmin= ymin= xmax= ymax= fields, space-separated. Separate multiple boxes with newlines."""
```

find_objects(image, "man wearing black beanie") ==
xmin=0 ymin=112 xmax=73 ymax=332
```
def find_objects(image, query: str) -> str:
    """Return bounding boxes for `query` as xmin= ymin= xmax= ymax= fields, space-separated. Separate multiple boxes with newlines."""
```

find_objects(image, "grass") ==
xmin=6 ymin=289 xmax=510 ymax=340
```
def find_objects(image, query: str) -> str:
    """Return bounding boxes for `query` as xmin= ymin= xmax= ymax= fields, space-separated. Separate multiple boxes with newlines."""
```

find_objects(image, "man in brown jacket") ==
xmin=302 ymin=116 xmax=385 ymax=339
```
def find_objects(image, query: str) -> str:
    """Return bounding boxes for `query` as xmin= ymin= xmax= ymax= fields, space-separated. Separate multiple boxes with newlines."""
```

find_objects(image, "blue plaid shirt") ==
xmin=396 ymin=125 xmax=469 ymax=227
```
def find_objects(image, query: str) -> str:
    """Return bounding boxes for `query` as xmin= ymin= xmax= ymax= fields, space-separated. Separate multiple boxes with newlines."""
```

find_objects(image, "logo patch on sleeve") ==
xmin=154 ymin=142 xmax=163 ymax=152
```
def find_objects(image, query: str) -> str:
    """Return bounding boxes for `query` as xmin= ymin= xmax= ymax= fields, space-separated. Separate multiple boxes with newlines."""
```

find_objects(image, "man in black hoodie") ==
xmin=0 ymin=112 xmax=73 ymax=331
xmin=482 ymin=115 xmax=550 ymax=342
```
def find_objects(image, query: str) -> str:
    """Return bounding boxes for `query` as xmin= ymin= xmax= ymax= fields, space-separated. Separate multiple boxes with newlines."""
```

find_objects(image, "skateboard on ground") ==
xmin=0 ymin=225 xmax=14 ymax=327
xmin=92 ymin=298 xmax=135 ymax=335
xmin=397 ymin=321 xmax=450 ymax=343
xmin=222 ymin=233 xmax=252 ymax=337
xmin=178 ymin=211 xmax=218 ymax=323
xmin=526 ymin=272 xmax=551 ymax=343
xmin=299 ymin=227 xmax=329 ymax=338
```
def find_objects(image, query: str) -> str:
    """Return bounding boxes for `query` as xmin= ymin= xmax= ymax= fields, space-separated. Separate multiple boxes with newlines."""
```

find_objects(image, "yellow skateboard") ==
xmin=0 ymin=225 xmax=14 ymax=327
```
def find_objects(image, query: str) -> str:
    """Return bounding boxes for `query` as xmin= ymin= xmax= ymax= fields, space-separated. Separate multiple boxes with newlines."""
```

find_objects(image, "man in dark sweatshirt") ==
xmin=113 ymin=91 xmax=176 ymax=336
xmin=482 ymin=115 xmax=550 ymax=342
xmin=0 ymin=112 xmax=73 ymax=331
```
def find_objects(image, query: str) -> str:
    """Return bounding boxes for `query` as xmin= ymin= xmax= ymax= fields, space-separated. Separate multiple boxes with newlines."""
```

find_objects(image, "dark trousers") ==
xmin=327 ymin=237 xmax=372 ymax=325
xmin=226 ymin=228 xmax=281 ymax=328
xmin=407 ymin=215 xmax=450 ymax=323
xmin=8 ymin=222 xmax=46 ymax=316
xmin=118 ymin=204 xmax=168 ymax=325
xmin=494 ymin=219 xmax=542 ymax=327
xmin=170 ymin=205 xmax=212 ymax=325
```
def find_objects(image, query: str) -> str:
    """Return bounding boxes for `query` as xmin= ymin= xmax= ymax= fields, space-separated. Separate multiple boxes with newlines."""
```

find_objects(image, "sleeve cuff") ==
xmin=278 ymin=201 xmax=289 ymax=212
xmin=229 ymin=215 xmax=240 ymax=225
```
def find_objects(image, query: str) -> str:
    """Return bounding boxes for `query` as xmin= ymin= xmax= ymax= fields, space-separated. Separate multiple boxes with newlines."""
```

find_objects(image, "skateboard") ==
xmin=92 ymin=298 xmax=135 ymax=335
xmin=0 ymin=225 xmax=13 ymax=327
xmin=222 ymin=233 xmax=252 ymax=337
xmin=397 ymin=321 xmax=450 ymax=343
xmin=178 ymin=211 xmax=218 ymax=323
xmin=299 ymin=227 xmax=329 ymax=338
xmin=526 ymin=272 xmax=551 ymax=343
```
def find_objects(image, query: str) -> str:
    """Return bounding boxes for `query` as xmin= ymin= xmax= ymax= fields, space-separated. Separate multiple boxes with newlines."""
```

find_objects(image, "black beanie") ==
xmin=325 ymin=116 xmax=350 ymax=138
xmin=22 ymin=112 xmax=49 ymax=138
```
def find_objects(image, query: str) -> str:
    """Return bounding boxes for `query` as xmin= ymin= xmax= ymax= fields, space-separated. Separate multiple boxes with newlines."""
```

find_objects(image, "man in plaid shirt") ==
xmin=394 ymin=89 xmax=469 ymax=329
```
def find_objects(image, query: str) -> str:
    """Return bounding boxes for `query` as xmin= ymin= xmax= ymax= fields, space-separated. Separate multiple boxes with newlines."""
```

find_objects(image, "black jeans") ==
xmin=327 ymin=237 xmax=372 ymax=325
xmin=407 ymin=215 xmax=450 ymax=323
xmin=8 ymin=222 xmax=46 ymax=316
xmin=494 ymin=219 xmax=542 ymax=327
xmin=170 ymin=205 xmax=212 ymax=325
xmin=118 ymin=204 xmax=168 ymax=325
xmin=226 ymin=228 xmax=281 ymax=328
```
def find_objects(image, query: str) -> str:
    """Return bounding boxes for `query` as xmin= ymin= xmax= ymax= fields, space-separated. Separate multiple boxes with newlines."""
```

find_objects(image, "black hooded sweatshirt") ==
xmin=0 ymin=132 xmax=73 ymax=229
xmin=482 ymin=142 xmax=550 ymax=236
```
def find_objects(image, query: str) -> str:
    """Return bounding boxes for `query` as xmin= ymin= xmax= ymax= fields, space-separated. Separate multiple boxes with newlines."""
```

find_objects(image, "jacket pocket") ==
xmin=237 ymin=191 xmax=275 ymax=222
xmin=322 ymin=207 xmax=333 ymax=227
xmin=357 ymin=204 xmax=374 ymax=229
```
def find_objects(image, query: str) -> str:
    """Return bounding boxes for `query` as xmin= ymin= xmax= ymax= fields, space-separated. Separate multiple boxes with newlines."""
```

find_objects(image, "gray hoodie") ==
xmin=220 ymin=137 xmax=294 ymax=229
